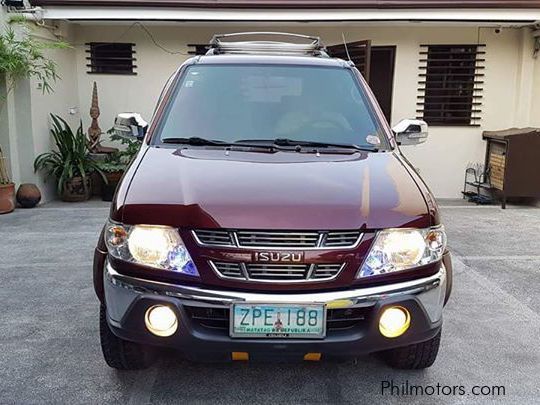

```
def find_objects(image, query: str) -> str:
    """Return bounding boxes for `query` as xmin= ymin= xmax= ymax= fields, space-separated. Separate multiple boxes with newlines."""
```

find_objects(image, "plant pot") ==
xmin=91 ymin=172 xmax=103 ymax=196
xmin=102 ymin=171 xmax=124 ymax=202
xmin=61 ymin=176 xmax=92 ymax=202
xmin=0 ymin=183 xmax=16 ymax=214
xmin=16 ymin=183 xmax=41 ymax=208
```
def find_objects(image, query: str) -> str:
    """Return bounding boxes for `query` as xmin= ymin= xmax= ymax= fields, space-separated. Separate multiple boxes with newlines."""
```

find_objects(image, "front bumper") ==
xmin=104 ymin=262 xmax=447 ymax=361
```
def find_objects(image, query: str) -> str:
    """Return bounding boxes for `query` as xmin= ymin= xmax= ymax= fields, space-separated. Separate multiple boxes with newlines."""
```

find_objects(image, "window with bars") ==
xmin=86 ymin=43 xmax=137 ymax=75
xmin=417 ymin=44 xmax=485 ymax=126
xmin=187 ymin=43 xmax=210 ymax=55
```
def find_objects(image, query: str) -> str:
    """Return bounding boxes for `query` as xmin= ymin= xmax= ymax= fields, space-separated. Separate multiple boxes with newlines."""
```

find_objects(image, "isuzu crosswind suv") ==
xmin=94 ymin=32 xmax=452 ymax=370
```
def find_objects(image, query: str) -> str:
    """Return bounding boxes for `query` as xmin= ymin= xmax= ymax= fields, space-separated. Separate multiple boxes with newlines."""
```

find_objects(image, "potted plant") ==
xmin=34 ymin=114 xmax=106 ymax=202
xmin=0 ymin=144 xmax=15 ymax=214
xmin=97 ymin=131 xmax=142 ymax=201
xmin=1 ymin=21 xmax=69 ymax=208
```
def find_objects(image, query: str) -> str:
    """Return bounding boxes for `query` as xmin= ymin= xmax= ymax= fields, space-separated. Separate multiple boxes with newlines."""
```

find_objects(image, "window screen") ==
xmin=86 ymin=43 xmax=136 ymax=75
xmin=417 ymin=44 xmax=485 ymax=126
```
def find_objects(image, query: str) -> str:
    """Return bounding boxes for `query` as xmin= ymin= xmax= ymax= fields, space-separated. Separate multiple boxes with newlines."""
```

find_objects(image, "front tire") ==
xmin=377 ymin=330 xmax=441 ymax=369
xmin=100 ymin=305 xmax=155 ymax=370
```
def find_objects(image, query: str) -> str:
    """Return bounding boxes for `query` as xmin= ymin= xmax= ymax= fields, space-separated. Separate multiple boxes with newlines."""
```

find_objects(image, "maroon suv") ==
xmin=93 ymin=33 xmax=452 ymax=370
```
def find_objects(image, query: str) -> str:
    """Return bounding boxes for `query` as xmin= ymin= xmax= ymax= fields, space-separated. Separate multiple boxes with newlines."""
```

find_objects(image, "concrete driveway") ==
xmin=1 ymin=200 xmax=539 ymax=404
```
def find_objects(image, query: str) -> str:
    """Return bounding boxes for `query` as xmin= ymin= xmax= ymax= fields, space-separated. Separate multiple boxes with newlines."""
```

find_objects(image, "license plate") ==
xmin=230 ymin=303 xmax=326 ymax=339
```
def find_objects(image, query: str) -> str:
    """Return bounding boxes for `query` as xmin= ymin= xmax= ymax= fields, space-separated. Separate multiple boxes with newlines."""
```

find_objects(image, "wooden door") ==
xmin=327 ymin=40 xmax=371 ymax=81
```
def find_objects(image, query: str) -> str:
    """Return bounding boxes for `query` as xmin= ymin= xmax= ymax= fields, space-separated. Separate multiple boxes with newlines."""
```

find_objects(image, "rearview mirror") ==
xmin=392 ymin=119 xmax=428 ymax=146
xmin=114 ymin=113 xmax=148 ymax=141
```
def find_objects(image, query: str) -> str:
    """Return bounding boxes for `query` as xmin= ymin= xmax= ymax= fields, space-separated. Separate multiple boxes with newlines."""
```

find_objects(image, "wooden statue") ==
xmin=88 ymin=81 xmax=116 ymax=154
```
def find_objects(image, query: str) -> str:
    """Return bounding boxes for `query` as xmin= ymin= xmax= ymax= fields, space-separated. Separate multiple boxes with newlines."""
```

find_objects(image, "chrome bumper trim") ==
xmin=105 ymin=262 xmax=446 ymax=323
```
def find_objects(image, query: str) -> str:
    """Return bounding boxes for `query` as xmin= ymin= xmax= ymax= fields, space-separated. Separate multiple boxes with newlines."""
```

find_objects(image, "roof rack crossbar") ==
xmin=207 ymin=32 xmax=328 ymax=57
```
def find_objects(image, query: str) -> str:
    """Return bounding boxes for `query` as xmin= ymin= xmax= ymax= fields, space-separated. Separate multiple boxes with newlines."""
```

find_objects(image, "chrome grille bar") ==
xmin=193 ymin=230 xmax=362 ymax=250
xmin=192 ymin=230 xmax=234 ymax=247
xmin=210 ymin=261 xmax=345 ymax=283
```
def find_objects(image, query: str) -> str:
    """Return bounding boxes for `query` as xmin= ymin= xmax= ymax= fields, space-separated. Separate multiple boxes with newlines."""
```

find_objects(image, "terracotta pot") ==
xmin=0 ymin=183 xmax=16 ymax=214
xmin=61 ymin=176 xmax=92 ymax=202
xmin=102 ymin=171 xmax=124 ymax=202
xmin=105 ymin=171 xmax=124 ymax=183
xmin=16 ymin=183 xmax=42 ymax=208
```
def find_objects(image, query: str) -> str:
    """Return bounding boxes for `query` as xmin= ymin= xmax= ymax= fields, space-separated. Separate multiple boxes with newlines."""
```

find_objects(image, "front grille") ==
xmin=193 ymin=229 xmax=362 ymax=249
xmin=323 ymin=231 xmax=363 ymax=247
xmin=212 ymin=262 xmax=244 ymax=278
xmin=311 ymin=264 xmax=344 ymax=280
xmin=326 ymin=307 xmax=369 ymax=330
xmin=247 ymin=264 xmax=308 ymax=281
xmin=237 ymin=231 xmax=320 ymax=248
xmin=184 ymin=306 xmax=229 ymax=330
xmin=210 ymin=261 xmax=343 ymax=282
xmin=185 ymin=306 xmax=369 ymax=332
xmin=193 ymin=229 xmax=234 ymax=246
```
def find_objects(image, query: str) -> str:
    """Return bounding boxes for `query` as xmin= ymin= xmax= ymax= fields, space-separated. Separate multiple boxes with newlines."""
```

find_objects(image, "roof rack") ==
xmin=207 ymin=32 xmax=328 ymax=57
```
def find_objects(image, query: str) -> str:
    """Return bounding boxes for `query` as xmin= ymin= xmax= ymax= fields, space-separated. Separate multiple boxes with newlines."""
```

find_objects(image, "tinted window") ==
xmin=157 ymin=65 xmax=383 ymax=147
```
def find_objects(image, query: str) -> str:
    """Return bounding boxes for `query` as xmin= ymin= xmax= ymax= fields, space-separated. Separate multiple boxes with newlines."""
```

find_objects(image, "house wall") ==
xmin=28 ymin=23 xmax=80 ymax=201
xmin=531 ymin=43 xmax=540 ymax=128
xmin=0 ymin=9 xmax=80 ymax=203
xmin=72 ymin=23 xmax=531 ymax=198
xmin=0 ymin=7 xmax=14 ymax=185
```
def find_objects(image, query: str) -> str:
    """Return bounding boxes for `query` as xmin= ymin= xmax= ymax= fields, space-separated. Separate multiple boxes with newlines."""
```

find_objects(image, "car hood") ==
xmin=117 ymin=146 xmax=431 ymax=230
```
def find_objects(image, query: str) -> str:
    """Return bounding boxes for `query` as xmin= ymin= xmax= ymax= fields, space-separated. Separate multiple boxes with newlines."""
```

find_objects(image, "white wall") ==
xmin=530 ymin=37 xmax=540 ymax=128
xmin=29 ymin=23 xmax=80 ymax=201
xmin=43 ymin=23 xmax=525 ymax=198
xmin=0 ymin=11 xmax=80 ymax=203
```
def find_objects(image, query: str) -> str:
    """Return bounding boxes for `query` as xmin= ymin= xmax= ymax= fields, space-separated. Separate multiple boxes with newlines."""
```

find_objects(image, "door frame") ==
xmin=369 ymin=45 xmax=396 ymax=123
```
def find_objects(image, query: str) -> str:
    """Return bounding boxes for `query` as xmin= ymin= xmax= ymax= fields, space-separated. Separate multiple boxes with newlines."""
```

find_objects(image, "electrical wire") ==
xmin=70 ymin=21 xmax=192 ymax=55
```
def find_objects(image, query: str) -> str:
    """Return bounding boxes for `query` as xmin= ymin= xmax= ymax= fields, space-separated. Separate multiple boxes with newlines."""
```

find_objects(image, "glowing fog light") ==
xmin=379 ymin=306 xmax=410 ymax=338
xmin=144 ymin=305 xmax=178 ymax=337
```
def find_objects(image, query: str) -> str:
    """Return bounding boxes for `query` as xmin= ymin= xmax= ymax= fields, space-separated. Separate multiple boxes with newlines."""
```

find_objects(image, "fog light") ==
xmin=379 ymin=306 xmax=410 ymax=338
xmin=145 ymin=305 xmax=178 ymax=337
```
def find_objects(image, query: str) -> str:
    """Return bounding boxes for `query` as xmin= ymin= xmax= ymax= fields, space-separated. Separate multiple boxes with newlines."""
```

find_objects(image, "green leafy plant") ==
xmin=34 ymin=114 xmax=106 ymax=194
xmin=97 ymin=129 xmax=142 ymax=173
xmin=0 ymin=23 xmax=69 ymax=105
xmin=1 ymin=23 xmax=69 ymax=187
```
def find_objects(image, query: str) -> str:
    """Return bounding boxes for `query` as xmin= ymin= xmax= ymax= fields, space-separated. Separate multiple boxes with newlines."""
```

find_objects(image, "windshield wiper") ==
xmin=161 ymin=136 xmax=278 ymax=151
xmin=235 ymin=138 xmax=378 ymax=152
xmin=276 ymin=138 xmax=378 ymax=152
xmin=161 ymin=137 xmax=232 ymax=146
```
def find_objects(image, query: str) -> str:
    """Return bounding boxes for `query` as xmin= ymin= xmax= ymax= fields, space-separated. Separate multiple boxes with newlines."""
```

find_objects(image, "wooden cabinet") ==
xmin=483 ymin=128 xmax=540 ymax=208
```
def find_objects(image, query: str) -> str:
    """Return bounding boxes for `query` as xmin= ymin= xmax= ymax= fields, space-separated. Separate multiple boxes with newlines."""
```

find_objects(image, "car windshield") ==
xmin=156 ymin=64 xmax=386 ymax=149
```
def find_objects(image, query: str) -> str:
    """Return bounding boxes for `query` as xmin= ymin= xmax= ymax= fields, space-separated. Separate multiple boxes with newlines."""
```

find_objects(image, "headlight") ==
xmin=104 ymin=220 xmax=199 ymax=277
xmin=358 ymin=226 xmax=446 ymax=278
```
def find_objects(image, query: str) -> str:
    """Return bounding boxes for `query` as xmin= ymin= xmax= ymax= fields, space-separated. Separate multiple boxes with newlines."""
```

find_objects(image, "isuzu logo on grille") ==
xmin=252 ymin=252 xmax=304 ymax=263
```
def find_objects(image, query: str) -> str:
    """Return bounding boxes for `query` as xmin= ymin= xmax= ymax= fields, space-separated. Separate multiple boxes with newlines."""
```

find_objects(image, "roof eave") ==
xmin=28 ymin=0 xmax=540 ymax=9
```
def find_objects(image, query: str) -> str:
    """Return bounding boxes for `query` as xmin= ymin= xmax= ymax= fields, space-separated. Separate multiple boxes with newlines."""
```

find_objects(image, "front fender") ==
xmin=442 ymin=251 xmax=453 ymax=305
xmin=93 ymin=225 xmax=107 ymax=303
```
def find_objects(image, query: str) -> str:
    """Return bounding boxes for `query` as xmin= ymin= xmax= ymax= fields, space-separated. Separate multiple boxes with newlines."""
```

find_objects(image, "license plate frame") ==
xmin=230 ymin=302 xmax=327 ymax=339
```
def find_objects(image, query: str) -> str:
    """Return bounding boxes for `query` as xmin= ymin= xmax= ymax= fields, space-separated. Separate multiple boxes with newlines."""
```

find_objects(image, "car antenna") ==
xmin=341 ymin=32 xmax=352 ymax=63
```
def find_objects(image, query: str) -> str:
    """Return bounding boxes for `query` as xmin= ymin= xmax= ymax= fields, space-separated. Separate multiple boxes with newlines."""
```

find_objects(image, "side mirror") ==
xmin=114 ymin=113 xmax=148 ymax=141
xmin=392 ymin=119 xmax=428 ymax=146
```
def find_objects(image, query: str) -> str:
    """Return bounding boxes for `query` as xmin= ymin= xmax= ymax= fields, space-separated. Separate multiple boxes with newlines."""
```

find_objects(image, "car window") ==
xmin=156 ymin=64 xmax=385 ymax=147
